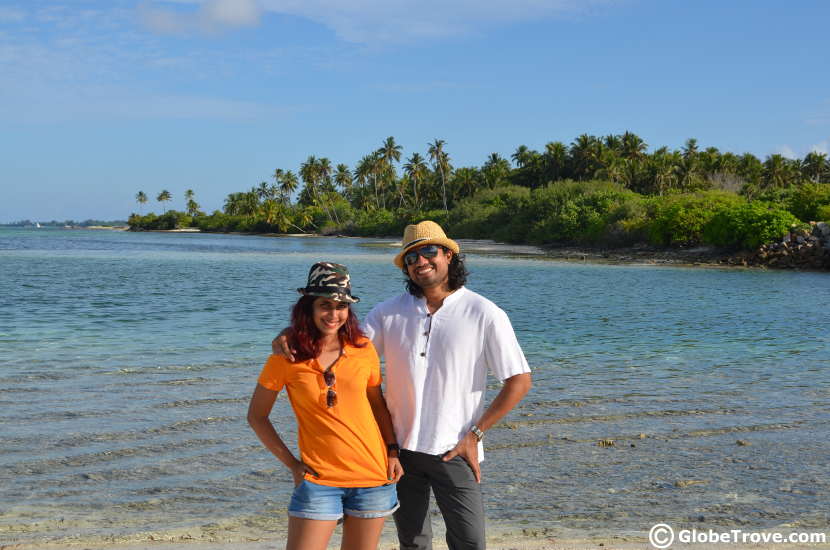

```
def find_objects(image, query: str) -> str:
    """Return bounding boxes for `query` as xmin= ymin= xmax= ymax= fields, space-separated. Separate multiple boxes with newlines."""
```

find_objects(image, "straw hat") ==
xmin=297 ymin=262 xmax=360 ymax=303
xmin=393 ymin=221 xmax=460 ymax=268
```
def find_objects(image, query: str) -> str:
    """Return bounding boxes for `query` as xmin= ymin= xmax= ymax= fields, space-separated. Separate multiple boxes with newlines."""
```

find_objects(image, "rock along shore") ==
xmin=721 ymin=221 xmax=830 ymax=270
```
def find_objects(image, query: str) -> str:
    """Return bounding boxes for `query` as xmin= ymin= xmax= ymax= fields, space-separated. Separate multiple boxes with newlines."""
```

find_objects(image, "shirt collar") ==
xmin=411 ymin=286 xmax=466 ymax=313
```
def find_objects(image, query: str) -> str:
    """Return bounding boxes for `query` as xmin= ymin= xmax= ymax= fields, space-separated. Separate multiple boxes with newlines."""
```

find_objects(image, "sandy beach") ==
xmin=6 ymin=530 xmax=827 ymax=550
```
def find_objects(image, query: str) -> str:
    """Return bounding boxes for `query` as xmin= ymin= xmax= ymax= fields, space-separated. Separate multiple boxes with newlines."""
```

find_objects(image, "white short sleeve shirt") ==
xmin=363 ymin=287 xmax=530 ymax=459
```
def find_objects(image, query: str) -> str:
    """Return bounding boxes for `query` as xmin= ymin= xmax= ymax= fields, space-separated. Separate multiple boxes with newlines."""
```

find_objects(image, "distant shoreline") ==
xmin=130 ymin=227 xmax=740 ymax=269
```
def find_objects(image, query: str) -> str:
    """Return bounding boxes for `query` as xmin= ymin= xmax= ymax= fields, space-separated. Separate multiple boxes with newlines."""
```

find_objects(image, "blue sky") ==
xmin=1 ymin=0 xmax=829 ymax=222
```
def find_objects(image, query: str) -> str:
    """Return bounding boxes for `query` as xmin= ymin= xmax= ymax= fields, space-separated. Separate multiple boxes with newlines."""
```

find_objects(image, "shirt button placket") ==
xmin=420 ymin=313 xmax=431 ymax=359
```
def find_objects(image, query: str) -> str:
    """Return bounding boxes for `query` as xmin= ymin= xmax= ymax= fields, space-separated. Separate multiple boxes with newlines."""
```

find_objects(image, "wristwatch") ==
xmin=470 ymin=424 xmax=485 ymax=441
xmin=387 ymin=443 xmax=400 ymax=458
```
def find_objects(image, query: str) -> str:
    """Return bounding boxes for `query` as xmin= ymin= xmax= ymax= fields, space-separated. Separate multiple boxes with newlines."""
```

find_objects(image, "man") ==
xmin=274 ymin=220 xmax=532 ymax=550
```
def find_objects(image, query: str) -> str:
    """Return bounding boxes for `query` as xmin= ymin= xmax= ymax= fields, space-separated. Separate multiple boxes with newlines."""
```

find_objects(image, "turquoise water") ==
xmin=1 ymin=227 xmax=828 ymax=544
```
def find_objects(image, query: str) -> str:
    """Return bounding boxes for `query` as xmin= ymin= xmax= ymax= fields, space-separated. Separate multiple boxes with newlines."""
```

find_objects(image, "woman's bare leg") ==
xmin=286 ymin=516 xmax=338 ymax=550
xmin=340 ymin=516 xmax=386 ymax=550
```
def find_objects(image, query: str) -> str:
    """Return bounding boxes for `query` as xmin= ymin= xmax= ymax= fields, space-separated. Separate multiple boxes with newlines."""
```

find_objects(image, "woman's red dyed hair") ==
xmin=288 ymin=295 xmax=366 ymax=361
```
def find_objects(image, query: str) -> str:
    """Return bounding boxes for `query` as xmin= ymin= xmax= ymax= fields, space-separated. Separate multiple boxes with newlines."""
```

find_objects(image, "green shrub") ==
xmin=817 ymin=204 xmax=830 ymax=222
xmin=128 ymin=211 xmax=192 ymax=230
xmin=786 ymin=183 xmax=830 ymax=222
xmin=449 ymin=186 xmax=530 ymax=239
xmin=350 ymin=209 xmax=398 ymax=237
xmin=516 ymin=180 xmax=645 ymax=245
xmin=604 ymin=197 xmax=650 ymax=246
xmin=646 ymin=191 xmax=743 ymax=246
xmin=703 ymin=202 xmax=800 ymax=249
xmin=194 ymin=212 xmax=246 ymax=232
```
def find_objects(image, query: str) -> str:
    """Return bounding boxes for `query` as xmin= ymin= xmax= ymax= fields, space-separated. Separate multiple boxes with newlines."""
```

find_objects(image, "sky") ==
xmin=1 ymin=0 xmax=829 ymax=222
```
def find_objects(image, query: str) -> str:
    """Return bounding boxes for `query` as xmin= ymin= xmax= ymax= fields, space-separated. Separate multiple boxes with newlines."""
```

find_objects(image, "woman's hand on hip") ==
xmin=387 ymin=457 xmax=404 ymax=483
xmin=290 ymin=459 xmax=317 ymax=487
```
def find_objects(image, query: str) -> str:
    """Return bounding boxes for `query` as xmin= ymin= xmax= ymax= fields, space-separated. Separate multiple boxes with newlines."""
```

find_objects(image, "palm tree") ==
xmin=647 ymin=149 xmax=679 ymax=195
xmin=223 ymin=191 xmax=258 ymax=216
xmin=299 ymin=155 xmax=320 ymax=206
xmin=296 ymin=207 xmax=317 ymax=231
xmin=260 ymin=199 xmax=279 ymax=225
xmin=334 ymin=163 xmax=353 ymax=199
xmin=354 ymin=155 xmax=377 ymax=210
xmin=511 ymin=145 xmax=531 ymax=168
xmin=763 ymin=154 xmax=792 ymax=189
xmin=363 ymin=151 xmax=385 ymax=209
xmin=717 ymin=152 xmax=740 ymax=175
xmin=379 ymin=136 xmax=402 ymax=181
xmin=279 ymin=170 xmax=299 ymax=204
xmin=272 ymin=168 xmax=284 ymax=186
xmin=738 ymin=153 xmax=764 ymax=188
xmin=569 ymin=134 xmax=601 ymax=180
xmin=620 ymin=131 xmax=647 ymax=160
xmin=300 ymin=156 xmax=338 ymax=225
xmin=156 ymin=190 xmax=172 ymax=213
xmin=802 ymin=151 xmax=828 ymax=183
xmin=603 ymin=134 xmax=623 ymax=153
xmin=678 ymin=153 xmax=701 ymax=191
xmin=699 ymin=147 xmax=721 ymax=177
xmin=318 ymin=157 xmax=334 ymax=193
xmin=428 ymin=139 xmax=449 ymax=213
xmin=453 ymin=167 xmax=479 ymax=201
xmin=543 ymin=142 xmax=568 ymax=182
xmin=184 ymin=189 xmax=200 ymax=216
xmin=318 ymin=157 xmax=340 ymax=225
xmin=596 ymin=150 xmax=625 ymax=184
xmin=404 ymin=153 xmax=428 ymax=208
xmin=481 ymin=152 xmax=510 ymax=189
xmin=186 ymin=199 xmax=201 ymax=216
xmin=682 ymin=138 xmax=699 ymax=160
xmin=256 ymin=181 xmax=270 ymax=201
xmin=136 ymin=191 xmax=148 ymax=214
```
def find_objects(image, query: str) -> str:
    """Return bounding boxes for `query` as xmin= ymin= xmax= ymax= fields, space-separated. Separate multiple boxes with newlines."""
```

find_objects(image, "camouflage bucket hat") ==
xmin=297 ymin=262 xmax=360 ymax=303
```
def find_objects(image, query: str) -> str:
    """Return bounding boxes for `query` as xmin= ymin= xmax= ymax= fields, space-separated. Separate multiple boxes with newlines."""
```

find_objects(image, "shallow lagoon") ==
xmin=1 ymin=228 xmax=828 ymax=544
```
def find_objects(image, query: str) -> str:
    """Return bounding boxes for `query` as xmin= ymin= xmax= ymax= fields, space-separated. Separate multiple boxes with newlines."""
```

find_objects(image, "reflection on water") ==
xmin=1 ymin=228 xmax=829 ymax=543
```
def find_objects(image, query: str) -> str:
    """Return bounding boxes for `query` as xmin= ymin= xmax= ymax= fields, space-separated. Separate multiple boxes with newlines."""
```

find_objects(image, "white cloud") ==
xmin=139 ymin=0 xmax=263 ymax=35
xmin=304 ymin=0 xmax=615 ymax=43
xmin=776 ymin=145 xmax=798 ymax=159
xmin=773 ymin=142 xmax=830 ymax=160
xmin=144 ymin=0 xmax=616 ymax=43
xmin=811 ymin=140 xmax=829 ymax=155
xmin=203 ymin=0 xmax=261 ymax=26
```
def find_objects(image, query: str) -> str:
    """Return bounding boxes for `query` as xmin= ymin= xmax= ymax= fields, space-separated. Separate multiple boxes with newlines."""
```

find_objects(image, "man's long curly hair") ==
xmin=402 ymin=247 xmax=469 ymax=298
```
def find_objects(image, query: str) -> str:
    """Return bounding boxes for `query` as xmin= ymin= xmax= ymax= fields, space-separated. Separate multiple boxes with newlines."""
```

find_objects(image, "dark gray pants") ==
xmin=394 ymin=449 xmax=486 ymax=550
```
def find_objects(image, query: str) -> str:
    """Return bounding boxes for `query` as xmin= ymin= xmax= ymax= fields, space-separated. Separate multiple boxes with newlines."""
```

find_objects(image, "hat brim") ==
xmin=297 ymin=289 xmax=360 ymax=303
xmin=393 ymin=237 xmax=460 ymax=268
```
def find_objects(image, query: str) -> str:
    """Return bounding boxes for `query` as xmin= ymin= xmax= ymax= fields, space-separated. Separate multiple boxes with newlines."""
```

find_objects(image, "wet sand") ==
xmin=6 ymin=531 xmax=826 ymax=550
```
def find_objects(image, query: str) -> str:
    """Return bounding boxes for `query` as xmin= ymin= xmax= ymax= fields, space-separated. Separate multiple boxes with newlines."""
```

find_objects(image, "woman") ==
xmin=248 ymin=262 xmax=403 ymax=550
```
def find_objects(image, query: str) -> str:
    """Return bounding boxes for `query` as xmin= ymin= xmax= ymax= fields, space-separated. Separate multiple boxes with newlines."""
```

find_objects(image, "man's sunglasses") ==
xmin=403 ymin=244 xmax=444 ymax=266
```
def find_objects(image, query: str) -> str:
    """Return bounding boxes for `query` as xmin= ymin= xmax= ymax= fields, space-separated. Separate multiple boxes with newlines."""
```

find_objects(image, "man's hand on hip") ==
xmin=442 ymin=431 xmax=481 ymax=483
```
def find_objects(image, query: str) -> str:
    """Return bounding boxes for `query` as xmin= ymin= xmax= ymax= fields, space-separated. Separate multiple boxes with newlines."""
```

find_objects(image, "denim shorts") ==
xmin=288 ymin=480 xmax=399 ymax=521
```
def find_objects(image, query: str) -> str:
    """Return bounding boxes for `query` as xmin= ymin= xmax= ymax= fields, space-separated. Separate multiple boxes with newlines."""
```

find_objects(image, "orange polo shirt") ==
xmin=257 ymin=338 xmax=389 ymax=487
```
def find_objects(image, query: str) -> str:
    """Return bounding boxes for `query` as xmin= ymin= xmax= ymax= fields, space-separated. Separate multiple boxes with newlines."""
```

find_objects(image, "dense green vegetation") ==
xmin=128 ymin=133 xmax=830 ymax=251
